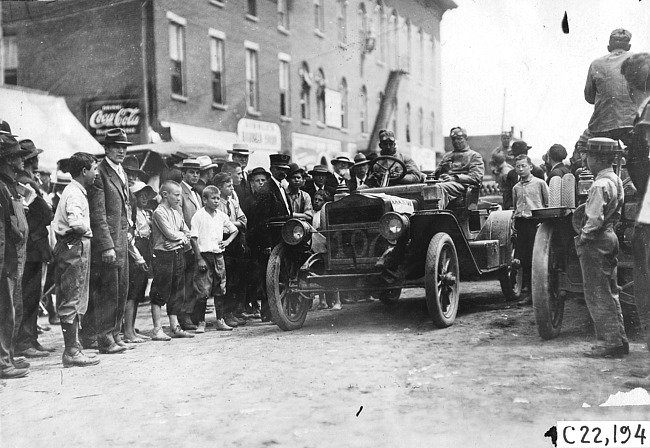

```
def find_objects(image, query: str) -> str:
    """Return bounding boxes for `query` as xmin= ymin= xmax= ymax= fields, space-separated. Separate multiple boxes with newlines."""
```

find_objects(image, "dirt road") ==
xmin=1 ymin=281 xmax=649 ymax=448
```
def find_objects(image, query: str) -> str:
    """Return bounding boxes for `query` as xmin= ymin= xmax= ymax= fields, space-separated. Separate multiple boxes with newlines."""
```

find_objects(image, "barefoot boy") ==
xmin=150 ymin=181 xmax=194 ymax=340
xmin=190 ymin=185 xmax=239 ymax=331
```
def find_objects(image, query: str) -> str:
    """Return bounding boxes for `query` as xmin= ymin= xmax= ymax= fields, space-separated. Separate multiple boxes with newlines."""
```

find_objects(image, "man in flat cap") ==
xmin=15 ymin=140 xmax=55 ymax=357
xmin=366 ymin=130 xmax=423 ymax=187
xmin=83 ymin=128 xmax=133 ymax=354
xmin=432 ymin=127 xmax=485 ymax=209
xmin=578 ymin=28 xmax=636 ymax=153
xmin=0 ymin=135 xmax=32 ymax=378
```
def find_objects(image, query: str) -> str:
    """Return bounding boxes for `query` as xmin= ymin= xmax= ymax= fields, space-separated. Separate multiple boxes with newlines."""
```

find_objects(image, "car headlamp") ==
xmin=378 ymin=212 xmax=409 ymax=241
xmin=281 ymin=218 xmax=311 ymax=245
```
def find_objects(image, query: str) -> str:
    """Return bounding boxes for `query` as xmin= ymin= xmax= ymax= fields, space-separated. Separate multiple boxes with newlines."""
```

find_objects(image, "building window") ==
xmin=168 ymin=13 xmax=187 ymax=98
xmin=209 ymin=31 xmax=226 ymax=105
xmin=418 ymin=29 xmax=424 ymax=80
xmin=315 ymin=68 xmax=326 ymax=124
xmin=418 ymin=107 xmax=424 ymax=145
xmin=279 ymin=54 xmax=291 ymax=117
xmin=360 ymin=86 xmax=368 ymax=134
xmin=247 ymin=0 xmax=257 ymax=17
xmin=405 ymin=103 xmax=411 ymax=143
xmin=339 ymin=77 xmax=348 ymax=129
xmin=405 ymin=20 xmax=412 ymax=73
xmin=378 ymin=3 xmax=386 ymax=63
xmin=278 ymin=0 xmax=290 ymax=30
xmin=245 ymin=41 xmax=260 ymax=113
xmin=314 ymin=0 xmax=325 ymax=33
xmin=3 ymin=35 xmax=17 ymax=85
xmin=337 ymin=0 xmax=347 ymax=44
xmin=300 ymin=62 xmax=311 ymax=120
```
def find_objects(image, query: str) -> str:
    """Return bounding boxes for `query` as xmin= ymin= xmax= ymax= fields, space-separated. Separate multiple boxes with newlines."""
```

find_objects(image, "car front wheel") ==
xmin=425 ymin=232 xmax=460 ymax=328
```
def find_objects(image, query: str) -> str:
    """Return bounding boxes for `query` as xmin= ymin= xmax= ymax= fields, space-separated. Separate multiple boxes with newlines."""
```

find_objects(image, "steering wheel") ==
xmin=369 ymin=156 xmax=407 ymax=187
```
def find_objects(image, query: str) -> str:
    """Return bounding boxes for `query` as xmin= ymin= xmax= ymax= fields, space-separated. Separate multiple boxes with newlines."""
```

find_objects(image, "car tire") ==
xmin=425 ymin=232 xmax=460 ymax=328
xmin=267 ymin=244 xmax=310 ymax=331
xmin=532 ymin=222 xmax=564 ymax=340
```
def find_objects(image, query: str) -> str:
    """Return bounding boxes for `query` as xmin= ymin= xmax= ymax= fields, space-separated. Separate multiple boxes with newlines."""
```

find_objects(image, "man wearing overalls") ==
xmin=576 ymin=137 xmax=628 ymax=358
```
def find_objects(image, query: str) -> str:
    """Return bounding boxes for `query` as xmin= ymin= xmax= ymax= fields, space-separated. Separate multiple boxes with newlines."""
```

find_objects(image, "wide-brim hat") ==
xmin=130 ymin=181 xmax=157 ymax=196
xmin=249 ymin=166 xmax=271 ymax=178
xmin=228 ymin=142 xmax=254 ymax=155
xmin=269 ymin=153 xmax=291 ymax=169
xmin=288 ymin=163 xmax=305 ymax=177
xmin=511 ymin=140 xmax=532 ymax=156
xmin=331 ymin=154 xmax=354 ymax=167
xmin=196 ymin=155 xmax=219 ymax=171
xmin=181 ymin=158 xmax=201 ymax=170
xmin=0 ymin=135 xmax=31 ymax=159
xmin=53 ymin=170 xmax=72 ymax=185
xmin=308 ymin=164 xmax=330 ymax=176
xmin=19 ymin=139 xmax=44 ymax=161
xmin=352 ymin=152 xmax=370 ymax=168
xmin=122 ymin=155 xmax=146 ymax=176
xmin=103 ymin=128 xmax=133 ymax=146
xmin=583 ymin=137 xmax=624 ymax=154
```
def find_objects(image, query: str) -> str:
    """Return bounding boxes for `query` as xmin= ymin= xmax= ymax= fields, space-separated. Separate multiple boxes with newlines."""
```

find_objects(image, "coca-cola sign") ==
xmin=85 ymin=99 xmax=142 ymax=140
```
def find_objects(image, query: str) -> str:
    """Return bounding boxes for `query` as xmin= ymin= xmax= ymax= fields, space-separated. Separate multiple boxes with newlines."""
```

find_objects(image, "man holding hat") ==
xmin=0 ymin=134 xmax=32 ymax=378
xmin=580 ymin=29 xmax=636 ymax=149
xmin=575 ymin=138 xmax=628 ymax=358
xmin=432 ymin=127 xmax=484 ymax=208
xmin=502 ymin=140 xmax=545 ymax=210
xmin=545 ymin=144 xmax=570 ymax=185
xmin=83 ymin=128 xmax=133 ymax=354
xmin=303 ymin=165 xmax=337 ymax=199
xmin=366 ymin=129 xmax=423 ymax=187
xmin=179 ymin=158 xmax=202 ymax=330
xmin=15 ymin=139 xmax=55 ymax=357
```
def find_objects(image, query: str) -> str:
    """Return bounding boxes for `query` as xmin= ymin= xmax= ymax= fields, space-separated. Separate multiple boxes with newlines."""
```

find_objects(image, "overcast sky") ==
xmin=440 ymin=0 xmax=650 ymax=162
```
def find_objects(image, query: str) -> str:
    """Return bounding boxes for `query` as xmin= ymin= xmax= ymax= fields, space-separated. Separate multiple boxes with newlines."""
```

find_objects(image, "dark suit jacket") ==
xmin=180 ymin=181 xmax=201 ymax=228
xmin=89 ymin=159 xmax=130 ymax=263
xmin=302 ymin=176 xmax=338 ymax=200
xmin=546 ymin=163 xmax=571 ymax=185
xmin=266 ymin=177 xmax=292 ymax=217
xmin=17 ymin=171 xmax=53 ymax=263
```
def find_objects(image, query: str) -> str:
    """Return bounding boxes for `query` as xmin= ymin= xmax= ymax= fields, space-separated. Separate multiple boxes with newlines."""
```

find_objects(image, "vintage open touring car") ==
xmin=266 ymin=155 xmax=524 ymax=331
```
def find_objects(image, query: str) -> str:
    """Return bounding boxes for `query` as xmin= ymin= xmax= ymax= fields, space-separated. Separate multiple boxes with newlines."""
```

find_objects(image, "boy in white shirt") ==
xmin=190 ymin=185 xmax=239 ymax=331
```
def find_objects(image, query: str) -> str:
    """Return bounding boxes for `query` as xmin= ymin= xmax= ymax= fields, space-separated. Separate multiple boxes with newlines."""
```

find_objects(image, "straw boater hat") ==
xmin=196 ymin=155 xmax=219 ymax=171
xmin=181 ymin=158 xmax=201 ymax=170
xmin=52 ymin=170 xmax=72 ymax=185
xmin=103 ymin=128 xmax=133 ymax=146
xmin=228 ymin=142 xmax=254 ymax=155
xmin=582 ymin=137 xmax=623 ymax=154
xmin=330 ymin=154 xmax=354 ymax=167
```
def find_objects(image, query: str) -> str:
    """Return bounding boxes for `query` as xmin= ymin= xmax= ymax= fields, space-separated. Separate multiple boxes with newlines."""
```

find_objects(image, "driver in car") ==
xmin=432 ymin=127 xmax=484 ymax=208
xmin=365 ymin=129 xmax=424 ymax=187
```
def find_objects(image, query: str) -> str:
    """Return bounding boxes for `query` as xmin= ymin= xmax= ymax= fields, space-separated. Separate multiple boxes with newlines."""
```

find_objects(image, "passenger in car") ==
xmin=431 ymin=127 xmax=484 ymax=209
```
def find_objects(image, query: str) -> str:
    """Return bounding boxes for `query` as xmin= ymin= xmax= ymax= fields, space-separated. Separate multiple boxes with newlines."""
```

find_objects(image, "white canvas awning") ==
xmin=0 ymin=86 xmax=103 ymax=172
xmin=161 ymin=120 xmax=238 ymax=153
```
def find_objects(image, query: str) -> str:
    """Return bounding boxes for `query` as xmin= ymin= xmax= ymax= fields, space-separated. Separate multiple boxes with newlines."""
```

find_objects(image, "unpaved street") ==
xmin=1 ymin=280 xmax=649 ymax=448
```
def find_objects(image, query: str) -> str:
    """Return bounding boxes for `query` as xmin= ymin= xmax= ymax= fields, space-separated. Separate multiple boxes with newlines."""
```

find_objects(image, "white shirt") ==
xmin=53 ymin=179 xmax=92 ymax=237
xmin=190 ymin=207 xmax=238 ymax=254
xmin=105 ymin=157 xmax=127 ymax=185
xmin=271 ymin=176 xmax=290 ymax=212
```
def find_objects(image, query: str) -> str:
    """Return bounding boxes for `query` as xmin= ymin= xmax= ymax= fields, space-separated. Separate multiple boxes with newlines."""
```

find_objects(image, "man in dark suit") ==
xmin=179 ymin=159 xmax=202 ymax=329
xmin=83 ymin=128 xmax=133 ymax=354
xmin=350 ymin=153 xmax=371 ymax=191
xmin=229 ymin=143 xmax=253 ymax=204
xmin=302 ymin=165 xmax=337 ymax=200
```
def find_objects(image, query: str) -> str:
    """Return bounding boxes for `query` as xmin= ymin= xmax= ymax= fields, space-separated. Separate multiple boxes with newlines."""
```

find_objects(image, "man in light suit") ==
xmin=82 ymin=128 xmax=133 ymax=354
xmin=179 ymin=159 xmax=201 ymax=329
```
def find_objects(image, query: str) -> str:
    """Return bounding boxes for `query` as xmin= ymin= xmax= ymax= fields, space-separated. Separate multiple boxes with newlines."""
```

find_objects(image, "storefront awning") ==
xmin=161 ymin=120 xmax=238 ymax=153
xmin=0 ymin=86 xmax=103 ymax=172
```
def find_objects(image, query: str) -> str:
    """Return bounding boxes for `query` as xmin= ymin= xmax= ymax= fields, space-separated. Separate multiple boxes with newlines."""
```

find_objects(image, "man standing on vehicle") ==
xmin=576 ymin=138 xmax=628 ymax=359
xmin=432 ymin=127 xmax=484 ymax=209
xmin=365 ymin=130 xmax=423 ymax=187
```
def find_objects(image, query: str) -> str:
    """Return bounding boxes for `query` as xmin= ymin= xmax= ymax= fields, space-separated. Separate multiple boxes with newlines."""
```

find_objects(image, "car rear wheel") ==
xmin=532 ymin=222 xmax=564 ymax=340
xmin=425 ymin=233 xmax=460 ymax=328
xmin=267 ymin=244 xmax=310 ymax=331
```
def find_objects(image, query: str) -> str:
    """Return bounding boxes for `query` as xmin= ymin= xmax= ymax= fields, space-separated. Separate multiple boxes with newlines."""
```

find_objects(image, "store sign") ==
xmin=325 ymin=88 xmax=342 ymax=128
xmin=85 ymin=99 xmax=141 ymax=139
xmin=291 ymin=132 xmax=343 ymax=168
xmin=237 ymin=118 xmax=281 ymax=153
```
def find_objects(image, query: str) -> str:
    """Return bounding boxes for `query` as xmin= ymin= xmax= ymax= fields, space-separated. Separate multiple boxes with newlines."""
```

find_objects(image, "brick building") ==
xmin=3 ymin=0 xmax=455 ymax=169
